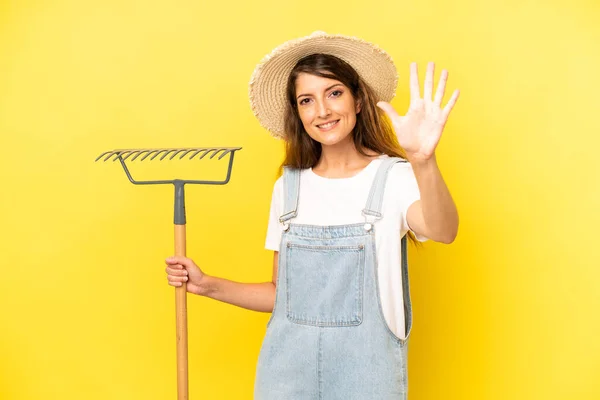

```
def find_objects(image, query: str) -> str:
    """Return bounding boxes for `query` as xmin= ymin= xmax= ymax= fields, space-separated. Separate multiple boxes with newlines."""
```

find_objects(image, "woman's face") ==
xmin=294 ymin=73 xmax=360 ymax=147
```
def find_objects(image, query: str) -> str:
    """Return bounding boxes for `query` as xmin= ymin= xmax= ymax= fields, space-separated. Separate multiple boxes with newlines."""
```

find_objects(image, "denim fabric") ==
xmin=255 ymin=157 xmax=412 ymax=399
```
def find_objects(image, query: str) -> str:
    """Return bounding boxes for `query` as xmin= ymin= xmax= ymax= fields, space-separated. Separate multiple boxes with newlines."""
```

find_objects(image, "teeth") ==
xmin=318 ymin=120 xmax=338 ymax=128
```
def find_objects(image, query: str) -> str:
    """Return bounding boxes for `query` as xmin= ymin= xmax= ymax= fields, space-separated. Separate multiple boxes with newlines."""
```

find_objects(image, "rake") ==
xmin=96 ymin=147 xmax=242 ymax=400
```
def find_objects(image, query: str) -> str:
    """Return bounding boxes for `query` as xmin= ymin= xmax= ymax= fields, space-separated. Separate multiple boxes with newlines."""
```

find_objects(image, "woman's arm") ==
xmin=165 ymin=251 xmax=279 ymax=313
xmin=406 ymin=155 xmax=459 ymax=244
xmin=376 ymin=62 xmax=460 ymax=244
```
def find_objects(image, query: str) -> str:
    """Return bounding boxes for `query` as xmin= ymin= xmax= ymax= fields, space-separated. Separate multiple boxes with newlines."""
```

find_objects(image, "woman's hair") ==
xmin=278 ymin=53 xmax=421 ymax=247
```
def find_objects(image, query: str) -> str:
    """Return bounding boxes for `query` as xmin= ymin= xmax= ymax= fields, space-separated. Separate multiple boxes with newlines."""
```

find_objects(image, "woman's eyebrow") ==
xmin=296 ymin=84 xmax=343 ymax=99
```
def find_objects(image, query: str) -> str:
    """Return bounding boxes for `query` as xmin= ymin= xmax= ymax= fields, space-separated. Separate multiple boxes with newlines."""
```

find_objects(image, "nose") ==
xmin=316 ymin=99 xmax=331 ymax=119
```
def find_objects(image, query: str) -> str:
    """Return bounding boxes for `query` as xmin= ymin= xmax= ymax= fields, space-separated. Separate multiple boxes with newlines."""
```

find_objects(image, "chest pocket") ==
xmin=285 ymin=242 xmax=365 ymax=327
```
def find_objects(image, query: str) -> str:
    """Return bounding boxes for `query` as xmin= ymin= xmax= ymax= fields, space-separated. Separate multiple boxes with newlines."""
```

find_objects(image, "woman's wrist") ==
xmin=195 ymin=274 xmax=216 ymax=297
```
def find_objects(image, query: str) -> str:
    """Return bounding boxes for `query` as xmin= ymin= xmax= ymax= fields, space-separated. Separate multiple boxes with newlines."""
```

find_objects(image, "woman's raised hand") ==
xmin=377 ymin=62 xmax=459 ymax=164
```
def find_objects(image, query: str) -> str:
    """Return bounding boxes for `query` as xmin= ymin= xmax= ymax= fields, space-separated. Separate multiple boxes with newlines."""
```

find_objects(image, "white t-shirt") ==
xmin=264 ymin=154 xmax=428 ymax=340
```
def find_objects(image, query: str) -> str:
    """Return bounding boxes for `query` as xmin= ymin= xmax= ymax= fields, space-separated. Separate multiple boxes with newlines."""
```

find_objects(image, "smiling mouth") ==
xmin=316 ymin=120 xmax=340 ymax=130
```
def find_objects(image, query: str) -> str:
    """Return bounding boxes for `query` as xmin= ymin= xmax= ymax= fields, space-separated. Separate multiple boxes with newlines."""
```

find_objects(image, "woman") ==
xmin=165 ymin=31 xmax=459 ymax=399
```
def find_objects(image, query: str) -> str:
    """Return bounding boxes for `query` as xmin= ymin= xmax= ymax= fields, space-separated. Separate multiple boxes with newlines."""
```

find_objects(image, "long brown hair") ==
xmin=278 ymin=53 xmax=421 ymax=247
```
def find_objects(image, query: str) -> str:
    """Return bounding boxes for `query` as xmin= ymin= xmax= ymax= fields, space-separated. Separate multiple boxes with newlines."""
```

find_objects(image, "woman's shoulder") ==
xmin=272 ymin=175 xmax=284 ymax=191
xmin=391 ymin=158 xmax=412 ymax=171
xmin=386 ymin=158 xmax=418 ymax=193
xmin=377 ymin=154 xmax=412 ymax=172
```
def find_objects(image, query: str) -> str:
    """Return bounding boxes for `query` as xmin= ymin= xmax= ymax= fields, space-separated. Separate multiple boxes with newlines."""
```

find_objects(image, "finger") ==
xmin=409 ymin=62 xmax=420 ymax=104
xmin=424 ymin=62 xmax=434 ymax=102
xmin=168 ymin=280 xmax=183 ymax=287
xmin=442 ymin=89 xmax=460 ymax=117
xmin=166 ymin=266 xmax=188 ymax=276
xmin=168 ymin=275 xmax=188 ymax=284
xmin=166 ymin=256 xmax=193 ymax=267
xmin=433 ymin=69 xmax=448 ymax=106
xmin=376 ymin=101 xmax=400 ymax=120
xmin=165 ymin=262 xmax=183 ymax=270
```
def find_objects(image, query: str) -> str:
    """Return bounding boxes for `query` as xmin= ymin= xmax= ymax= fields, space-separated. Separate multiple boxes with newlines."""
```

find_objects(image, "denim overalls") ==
xmin=255 ymin=157 xmax=413 ymax=399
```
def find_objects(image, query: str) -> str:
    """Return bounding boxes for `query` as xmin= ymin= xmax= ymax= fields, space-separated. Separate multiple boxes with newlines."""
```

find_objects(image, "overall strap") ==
xmin=364 ymin=156 xmax=412 ymax=337
xmin=279 ymin=166 xmax=301 ymax=225
xmin=401 ymin=224 xmax=411 ymax=336
xmin=362 ymin=157 xmax=407 ymax=221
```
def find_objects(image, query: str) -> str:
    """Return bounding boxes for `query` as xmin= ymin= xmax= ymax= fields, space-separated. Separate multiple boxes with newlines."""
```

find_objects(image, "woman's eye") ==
xmin=299 ymin=98 xmax=310 ymax=105
xmin=330 ymin=90 xmax=343 ymax=97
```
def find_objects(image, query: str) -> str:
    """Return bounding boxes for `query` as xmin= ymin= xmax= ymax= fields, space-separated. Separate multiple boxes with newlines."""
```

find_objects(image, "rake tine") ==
xmin=121 ymin=150 xmax=138 ymax=161
xmin=131 ymin=150 xmax=151 ymax=161
xmin=199 ymin=149 xmax=216 ymax=160
xmin=141 ymin=150 xmax=161 ymax=161
xmin=188 ymin=149 xmax=204 ymax=160
xmin=178 ymin=149 xmax=196 ymax=160
xmin=210 ymin=148 xmax=230 ymax=159
xmin=194 ymin=149 xmax=210 ymax=160
xmin=95 ymin=150 xmax=113 ymax=162
xmin=209 ymin=148 xmax=224 ymax=159
xmin=217 ymin=149 xmax=232 ymax=160
xmin=111 ymin=152 xmax=125 ymax=161
xmin=169 ymin=149 xmax=188 ymax=160
xmin=149 ymin=149 xmax=169 ymax=161
xmin=159 ymin=149 xmax=179 ymax=161
xmin=105 ymin=151 xmax=122 ymax=162
xmin=160 ymin=149 xmax=179 ymax=160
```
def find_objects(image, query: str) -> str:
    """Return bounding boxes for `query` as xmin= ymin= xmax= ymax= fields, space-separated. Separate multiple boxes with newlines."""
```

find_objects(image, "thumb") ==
xmin=377 ymin=101 xmax=399 ymax=119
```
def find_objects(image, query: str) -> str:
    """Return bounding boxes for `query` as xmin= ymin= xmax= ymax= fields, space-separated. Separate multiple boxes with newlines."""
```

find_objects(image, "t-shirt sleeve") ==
xmin=395 ymin=162 xmax=429 ymax=242
xmin=265 ymin=177 xmax=284 ymax=251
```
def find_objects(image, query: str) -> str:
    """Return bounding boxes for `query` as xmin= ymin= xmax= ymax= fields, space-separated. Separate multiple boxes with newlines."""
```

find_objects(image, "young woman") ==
xmin=165 ymin=31 xmax=459 ymax=399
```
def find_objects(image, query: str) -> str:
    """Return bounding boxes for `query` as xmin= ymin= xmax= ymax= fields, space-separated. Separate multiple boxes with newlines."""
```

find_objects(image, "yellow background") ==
xmin=1 ymin=0 xmax=598 ymax=399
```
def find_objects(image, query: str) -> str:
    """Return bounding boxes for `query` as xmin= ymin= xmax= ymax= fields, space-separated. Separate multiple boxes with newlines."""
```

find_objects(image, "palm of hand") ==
xmin=377 ymin=62 xmax=460 ymax=163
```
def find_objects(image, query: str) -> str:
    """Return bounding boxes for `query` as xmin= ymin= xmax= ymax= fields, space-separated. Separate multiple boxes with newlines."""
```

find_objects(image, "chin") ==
xmin=308 ymin=130 xmax=352 ymax=147
xmin=320 ymin=138 xmax=346 ymax=147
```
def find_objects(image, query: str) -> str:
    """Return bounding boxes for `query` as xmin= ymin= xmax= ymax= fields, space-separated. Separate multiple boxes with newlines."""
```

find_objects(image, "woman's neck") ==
xmin=313 ymin=140 xmax=380 ymax=179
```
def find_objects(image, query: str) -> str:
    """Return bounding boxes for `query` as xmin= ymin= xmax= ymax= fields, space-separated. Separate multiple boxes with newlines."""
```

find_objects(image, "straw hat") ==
xmin=248 ymin=31 xmax=399 ymax=139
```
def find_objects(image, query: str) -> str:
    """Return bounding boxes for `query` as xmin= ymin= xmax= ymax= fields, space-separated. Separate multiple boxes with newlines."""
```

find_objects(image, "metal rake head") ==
xmin=95 ymin=146 xmax=242 ymax=186
xmin=95 ymin=147 xmax=240 ymax=162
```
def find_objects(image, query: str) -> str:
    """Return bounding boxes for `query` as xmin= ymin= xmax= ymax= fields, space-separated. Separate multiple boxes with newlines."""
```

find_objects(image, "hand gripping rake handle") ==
xmin=96 ymin=147 xmax=242 ymax=400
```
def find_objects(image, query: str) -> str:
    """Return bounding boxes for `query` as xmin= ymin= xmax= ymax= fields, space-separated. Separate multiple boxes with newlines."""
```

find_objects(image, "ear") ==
xmin=355 ymin=99 xmax=362 ymax=114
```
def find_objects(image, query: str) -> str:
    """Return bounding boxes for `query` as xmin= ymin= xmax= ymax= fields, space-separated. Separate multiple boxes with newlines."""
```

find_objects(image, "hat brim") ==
xmin=249 ymin=31 xmax=399 ymax=139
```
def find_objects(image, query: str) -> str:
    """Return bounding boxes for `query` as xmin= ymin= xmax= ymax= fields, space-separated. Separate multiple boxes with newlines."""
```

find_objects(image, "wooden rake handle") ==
xmin=175 ymin=224 xmax=188 ymax=400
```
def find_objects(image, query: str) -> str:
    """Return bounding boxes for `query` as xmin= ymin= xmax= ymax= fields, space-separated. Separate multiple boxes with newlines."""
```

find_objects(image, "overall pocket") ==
xmin=285 ymin=243 xmax=365 ymax=327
